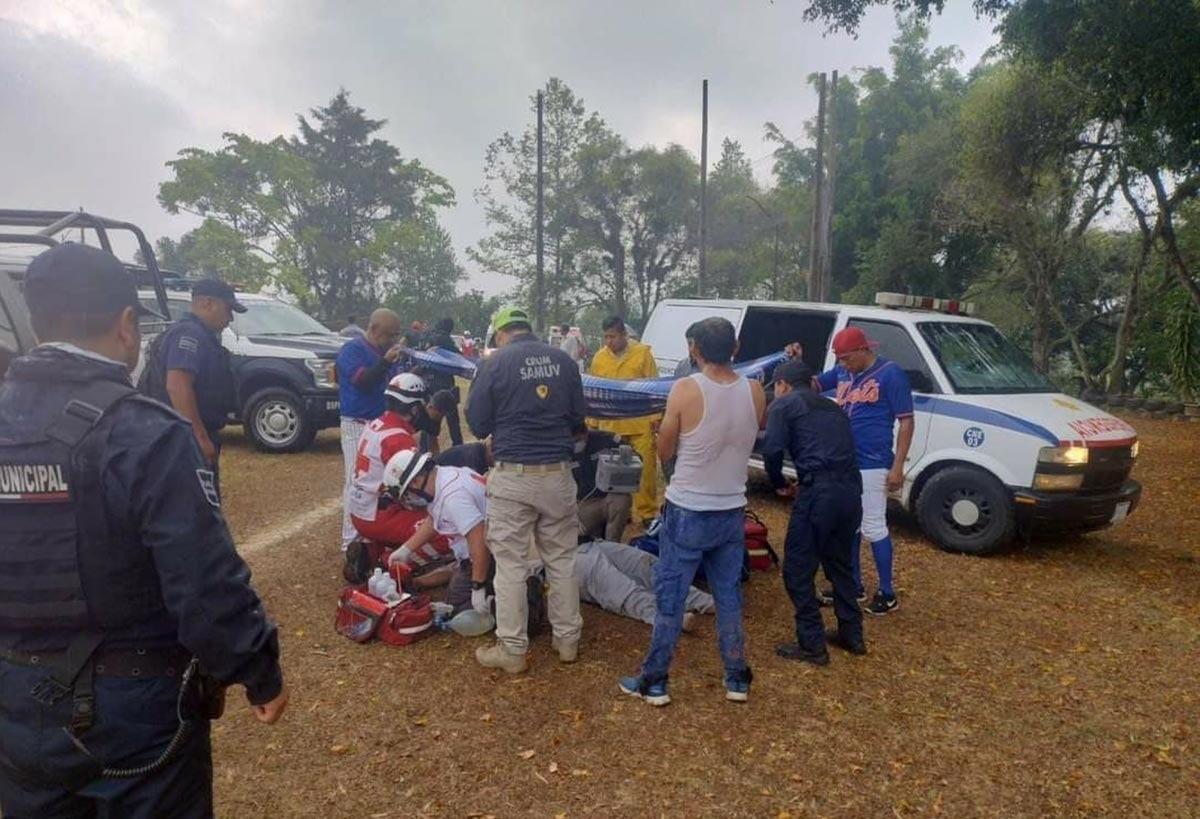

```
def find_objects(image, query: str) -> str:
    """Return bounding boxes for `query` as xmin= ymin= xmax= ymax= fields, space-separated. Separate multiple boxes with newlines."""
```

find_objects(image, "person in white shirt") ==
xmin=558 ymin=324 xmax=587 ymax=373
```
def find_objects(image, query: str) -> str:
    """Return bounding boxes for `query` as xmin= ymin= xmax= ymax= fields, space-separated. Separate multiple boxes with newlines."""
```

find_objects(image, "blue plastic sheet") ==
xmin=405 ymin=347 xmax=787 ymax=419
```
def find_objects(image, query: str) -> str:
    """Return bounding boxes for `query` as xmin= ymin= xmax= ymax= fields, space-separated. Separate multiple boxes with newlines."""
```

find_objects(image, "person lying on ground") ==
xmin=570 ymin=540 xmax=712 ymax=632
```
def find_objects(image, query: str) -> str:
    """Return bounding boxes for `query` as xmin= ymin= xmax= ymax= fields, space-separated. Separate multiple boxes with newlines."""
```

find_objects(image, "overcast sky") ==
xmin=0 ymin=0 xmax=999 ymax=295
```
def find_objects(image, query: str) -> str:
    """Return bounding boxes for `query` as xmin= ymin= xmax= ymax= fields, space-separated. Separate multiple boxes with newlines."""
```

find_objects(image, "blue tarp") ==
xmin=406 ymin=347 xmax=787 ymax=419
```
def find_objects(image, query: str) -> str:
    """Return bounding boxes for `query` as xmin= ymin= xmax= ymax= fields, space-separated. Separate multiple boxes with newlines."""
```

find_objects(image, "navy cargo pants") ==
xmin=781 ymin=474 xmax=864 ymax=651
xmin=0 ymin=660 xmax=213 ymax=819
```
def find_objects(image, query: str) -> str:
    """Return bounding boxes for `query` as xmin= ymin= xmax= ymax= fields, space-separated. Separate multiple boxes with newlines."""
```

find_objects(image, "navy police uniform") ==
xmin=141 ymin=311 xmax=237 ymax=476
xmin=0 ymin=246 xmax=281 ymax=818
xmin=761 ymin=363 xmax=864 ymax=657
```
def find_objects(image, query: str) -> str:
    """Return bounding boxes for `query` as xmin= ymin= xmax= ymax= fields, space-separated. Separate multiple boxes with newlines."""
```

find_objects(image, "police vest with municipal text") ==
xmin=0 ymin=379 xmax=167 ymax=634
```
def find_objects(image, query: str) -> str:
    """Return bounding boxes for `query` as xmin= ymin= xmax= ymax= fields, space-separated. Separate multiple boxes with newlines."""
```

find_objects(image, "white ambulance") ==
xmin=641 ymin=293 xmax=1141 ymax=555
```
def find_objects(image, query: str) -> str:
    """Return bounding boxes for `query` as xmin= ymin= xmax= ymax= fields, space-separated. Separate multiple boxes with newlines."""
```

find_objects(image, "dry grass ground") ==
xmin=210 ymin=416 xmax=1199 ymax=818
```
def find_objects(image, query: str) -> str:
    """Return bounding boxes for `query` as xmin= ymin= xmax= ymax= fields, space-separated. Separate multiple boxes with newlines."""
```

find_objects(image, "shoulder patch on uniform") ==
xmin=196 ymin=468 xmax=221 ymax=507
xmin=177 ymin=336 xmax=199 ymax=354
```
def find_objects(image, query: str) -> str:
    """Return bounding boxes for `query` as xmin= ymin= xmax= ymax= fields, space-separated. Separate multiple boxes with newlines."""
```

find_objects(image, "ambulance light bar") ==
xmin=875 ymin=292 xmax=976 ymax=316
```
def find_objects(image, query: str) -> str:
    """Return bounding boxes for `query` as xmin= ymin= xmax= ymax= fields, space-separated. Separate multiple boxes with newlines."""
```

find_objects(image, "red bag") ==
xmin=744 ymin=512 xmax=779 ymax=571
xmin=377 ymin=594 xmax=434 ymax=646
xmin=335 ymin=587 xmax=389 ymax=643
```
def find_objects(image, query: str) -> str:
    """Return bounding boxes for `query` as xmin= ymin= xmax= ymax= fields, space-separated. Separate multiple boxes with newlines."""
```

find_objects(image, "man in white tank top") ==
xmin=619 ymin=317 xmax=765 ymax=707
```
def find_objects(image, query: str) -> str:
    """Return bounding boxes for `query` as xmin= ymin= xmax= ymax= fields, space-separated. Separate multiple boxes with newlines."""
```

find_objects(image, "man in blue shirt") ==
xmin=335 ymin=308 xmax=404 ymax=549
xmin=141 ymin=279 xmax=242 ymax=490
xmin=816 ymin=326 xmax=914 ymax=615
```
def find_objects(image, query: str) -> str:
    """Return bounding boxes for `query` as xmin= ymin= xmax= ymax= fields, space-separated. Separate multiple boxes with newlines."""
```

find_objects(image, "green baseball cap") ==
xmin=491 ymin=305 xmax=531 ymax=331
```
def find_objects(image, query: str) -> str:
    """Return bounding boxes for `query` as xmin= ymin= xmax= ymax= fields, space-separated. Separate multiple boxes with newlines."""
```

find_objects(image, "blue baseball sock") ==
xmin=871 ymin=536 xmax=895 ymax=597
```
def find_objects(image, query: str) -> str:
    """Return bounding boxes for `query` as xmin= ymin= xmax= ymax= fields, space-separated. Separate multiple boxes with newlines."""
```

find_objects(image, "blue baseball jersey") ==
xmin=817 ymin=356 xmax=914 ymax=470
xmin=336 ymin=336 xmax=404 ymax=421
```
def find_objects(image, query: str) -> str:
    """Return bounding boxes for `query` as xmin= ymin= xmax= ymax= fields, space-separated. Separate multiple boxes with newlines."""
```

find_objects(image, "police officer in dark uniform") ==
xmin=465 ymin=305 xmax=587 ymax=673
xmin=760 ymin=359 xmax=866 ymax=666
xmin=139 ymin=278 xmax=242 ymax=489
xmin=0 ymin=243 xmax=288 ymax=818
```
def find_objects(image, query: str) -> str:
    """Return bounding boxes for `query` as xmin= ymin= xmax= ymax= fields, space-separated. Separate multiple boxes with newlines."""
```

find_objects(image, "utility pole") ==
xmin=807 ymin=73 xmax=827 ymax=302
xmin=698 ymin=78 xmax=709 ymax=298
xmin=818 ymin=70 xmax=838 ymax=302
xmin=535 ymin=90 xmax=545 ymax=332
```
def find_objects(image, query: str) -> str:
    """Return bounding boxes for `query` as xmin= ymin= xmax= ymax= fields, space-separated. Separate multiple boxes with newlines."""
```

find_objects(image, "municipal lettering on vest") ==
xmin=0 ymin=462 xmax=71 ymax=502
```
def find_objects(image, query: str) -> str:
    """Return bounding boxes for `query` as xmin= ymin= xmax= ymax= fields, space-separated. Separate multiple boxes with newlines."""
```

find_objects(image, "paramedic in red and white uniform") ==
xmin=346 ymin=373 xmax=449 ymax=564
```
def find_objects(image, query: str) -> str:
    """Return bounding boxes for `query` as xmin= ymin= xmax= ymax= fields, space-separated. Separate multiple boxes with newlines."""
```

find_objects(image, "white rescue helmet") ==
xmin=382 ymin=448 xmax=433 ymax=499
xmin=385 ymin=373 xmax=427 ymax=405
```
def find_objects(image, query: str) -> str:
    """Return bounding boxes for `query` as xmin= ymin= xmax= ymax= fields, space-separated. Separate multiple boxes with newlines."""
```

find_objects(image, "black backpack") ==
xmin=136 ymin=330 xmax=169 ymax=400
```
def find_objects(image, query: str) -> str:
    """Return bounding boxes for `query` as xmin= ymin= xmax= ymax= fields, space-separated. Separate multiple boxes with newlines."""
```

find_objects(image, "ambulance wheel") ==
xmin=916 ymin=466 xmax=1014 ymax=555
xmin=244 ymin=388 xmax=317 ymax=453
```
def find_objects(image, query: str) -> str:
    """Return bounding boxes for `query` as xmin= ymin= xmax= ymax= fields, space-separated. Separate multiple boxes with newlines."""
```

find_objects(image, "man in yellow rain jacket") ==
xmin=589 ymin=316 xmax=661 ymax=525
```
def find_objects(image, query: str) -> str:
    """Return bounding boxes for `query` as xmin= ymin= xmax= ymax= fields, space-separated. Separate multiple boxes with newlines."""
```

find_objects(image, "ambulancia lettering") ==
xmin=1067 ymin=416 xmax=1136 ymax=439
xmin=520 ymin=355 xmax=561 ymax=380
xmin=0 ymin=463 xmax=70 ymax=501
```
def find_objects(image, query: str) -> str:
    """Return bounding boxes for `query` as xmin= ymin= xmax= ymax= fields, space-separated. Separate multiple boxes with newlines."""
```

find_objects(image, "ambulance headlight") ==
xmin=306 ymin=358 xmax=336 ymax=389
xmin=1033 ymin=473 xmax=1085 ymax=491
xmin=1037 ymin=446 xmax=1089 ymax=466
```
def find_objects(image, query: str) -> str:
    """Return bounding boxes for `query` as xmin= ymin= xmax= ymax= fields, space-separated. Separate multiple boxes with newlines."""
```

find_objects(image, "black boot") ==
xmin=825 ymin=629 xmax=867 ymax=656
xmin=776 ymin=642 xmax=830 ymax=666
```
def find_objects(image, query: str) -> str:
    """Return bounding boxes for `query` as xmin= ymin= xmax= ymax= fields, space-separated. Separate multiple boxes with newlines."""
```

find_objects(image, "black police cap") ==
xmin=774 ymin=359 xmax=815 ymax=387
xmin=23 ymin=243 xmax=166 ymax=320
xmin=191 ymin=279 xmax=247 ymax=313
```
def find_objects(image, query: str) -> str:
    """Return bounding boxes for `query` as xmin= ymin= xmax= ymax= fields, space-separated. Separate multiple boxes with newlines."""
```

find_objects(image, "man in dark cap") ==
xmin=760 ymin=358 xmax=866 ymax=666
xmin=139 ymin=278 xmax=244 ymax=487
xmin=0 ymin=243 xmax=287 ymax=817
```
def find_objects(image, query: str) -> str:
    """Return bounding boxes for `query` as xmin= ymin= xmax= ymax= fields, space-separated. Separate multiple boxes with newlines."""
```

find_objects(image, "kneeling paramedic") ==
xmin=347 ymin=373 xmax=447 ymax=556
xmin=760 ymin=359 xmax=865 ymax=665
xmin=382 ymin=450 xmax=496 ymax=624
xmin=0 ymin=244 xmax=288 ymax=819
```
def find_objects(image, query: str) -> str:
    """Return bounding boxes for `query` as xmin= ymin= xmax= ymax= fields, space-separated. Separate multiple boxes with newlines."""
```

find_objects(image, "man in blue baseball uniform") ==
xmin=140 ymin=278 xmax=242 ymax=490
xmin=0 ymin=243 xmax=287 ymax=818
xmin=335 ymin=308 xmax=406 ymax=549
xmin=816 ymin=326 xmax=914 ymax=615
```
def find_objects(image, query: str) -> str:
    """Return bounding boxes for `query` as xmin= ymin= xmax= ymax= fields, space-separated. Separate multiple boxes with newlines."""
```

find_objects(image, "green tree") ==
xmin=801 ymin=0 xmax=1012 ymax=33
xmin=373 ymin=215 xmax=465 ymax=323
xmin=159 ymin=90 xmax=454 ymax=321
xmin=472 ymin=79 xmax=597 ymax=327
xmin=950 ymin=63 xmax=1116 ymax=376
xmin=151 ymin=219 xmax=273 ymax=289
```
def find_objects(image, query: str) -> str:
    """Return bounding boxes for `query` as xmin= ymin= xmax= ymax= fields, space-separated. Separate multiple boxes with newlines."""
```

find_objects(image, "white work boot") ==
xmin=551 ymin=637 xmax=578 ymax=663
xmin=681 ymin=612 xmax=697 ymax=634
xmin=475 ymin=643 xmax=528 ymax=674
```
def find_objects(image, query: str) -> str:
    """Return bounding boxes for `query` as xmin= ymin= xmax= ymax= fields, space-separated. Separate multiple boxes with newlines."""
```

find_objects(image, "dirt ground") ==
xmin=209 ymin=416 xmax=1199 ymax=818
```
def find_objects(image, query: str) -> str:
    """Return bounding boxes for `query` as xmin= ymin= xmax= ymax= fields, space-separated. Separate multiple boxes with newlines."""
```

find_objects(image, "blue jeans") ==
xmin=639 ymin=502 xmax=748 ymax=684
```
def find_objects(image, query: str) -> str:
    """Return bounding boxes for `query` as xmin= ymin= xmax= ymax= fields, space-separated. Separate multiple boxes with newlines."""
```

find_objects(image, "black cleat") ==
xmin=865 ymin=591 xmax=898 ymax=616
xmin=825 ymin=629 xmax=867 ymax=655
xmin=776 ymin=642 xmax=830 ymax=666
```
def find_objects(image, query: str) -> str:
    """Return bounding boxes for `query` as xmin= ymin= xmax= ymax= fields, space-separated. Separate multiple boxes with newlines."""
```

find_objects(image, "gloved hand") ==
xmin=387 ymin=546 xmax=413 ymax=567
xmin=471 ymin=586 xmax=493 ymax=615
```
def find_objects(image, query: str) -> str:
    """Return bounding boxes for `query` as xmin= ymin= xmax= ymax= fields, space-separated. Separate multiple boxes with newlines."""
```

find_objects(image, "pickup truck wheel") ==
xmin=244 ymin=388 xmax=317 ymax=453
xmin=915 ymin=465 xmax=1015 ymax=555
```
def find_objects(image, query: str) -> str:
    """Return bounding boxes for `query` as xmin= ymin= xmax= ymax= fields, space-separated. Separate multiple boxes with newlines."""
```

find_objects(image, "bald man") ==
xmin=335 ymin=308 xmax=406 ymax=549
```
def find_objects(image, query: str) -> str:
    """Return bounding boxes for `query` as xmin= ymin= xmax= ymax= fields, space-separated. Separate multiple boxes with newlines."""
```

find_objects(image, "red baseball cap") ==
xmin=831 ymin=326 xmax=878 ymax=356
